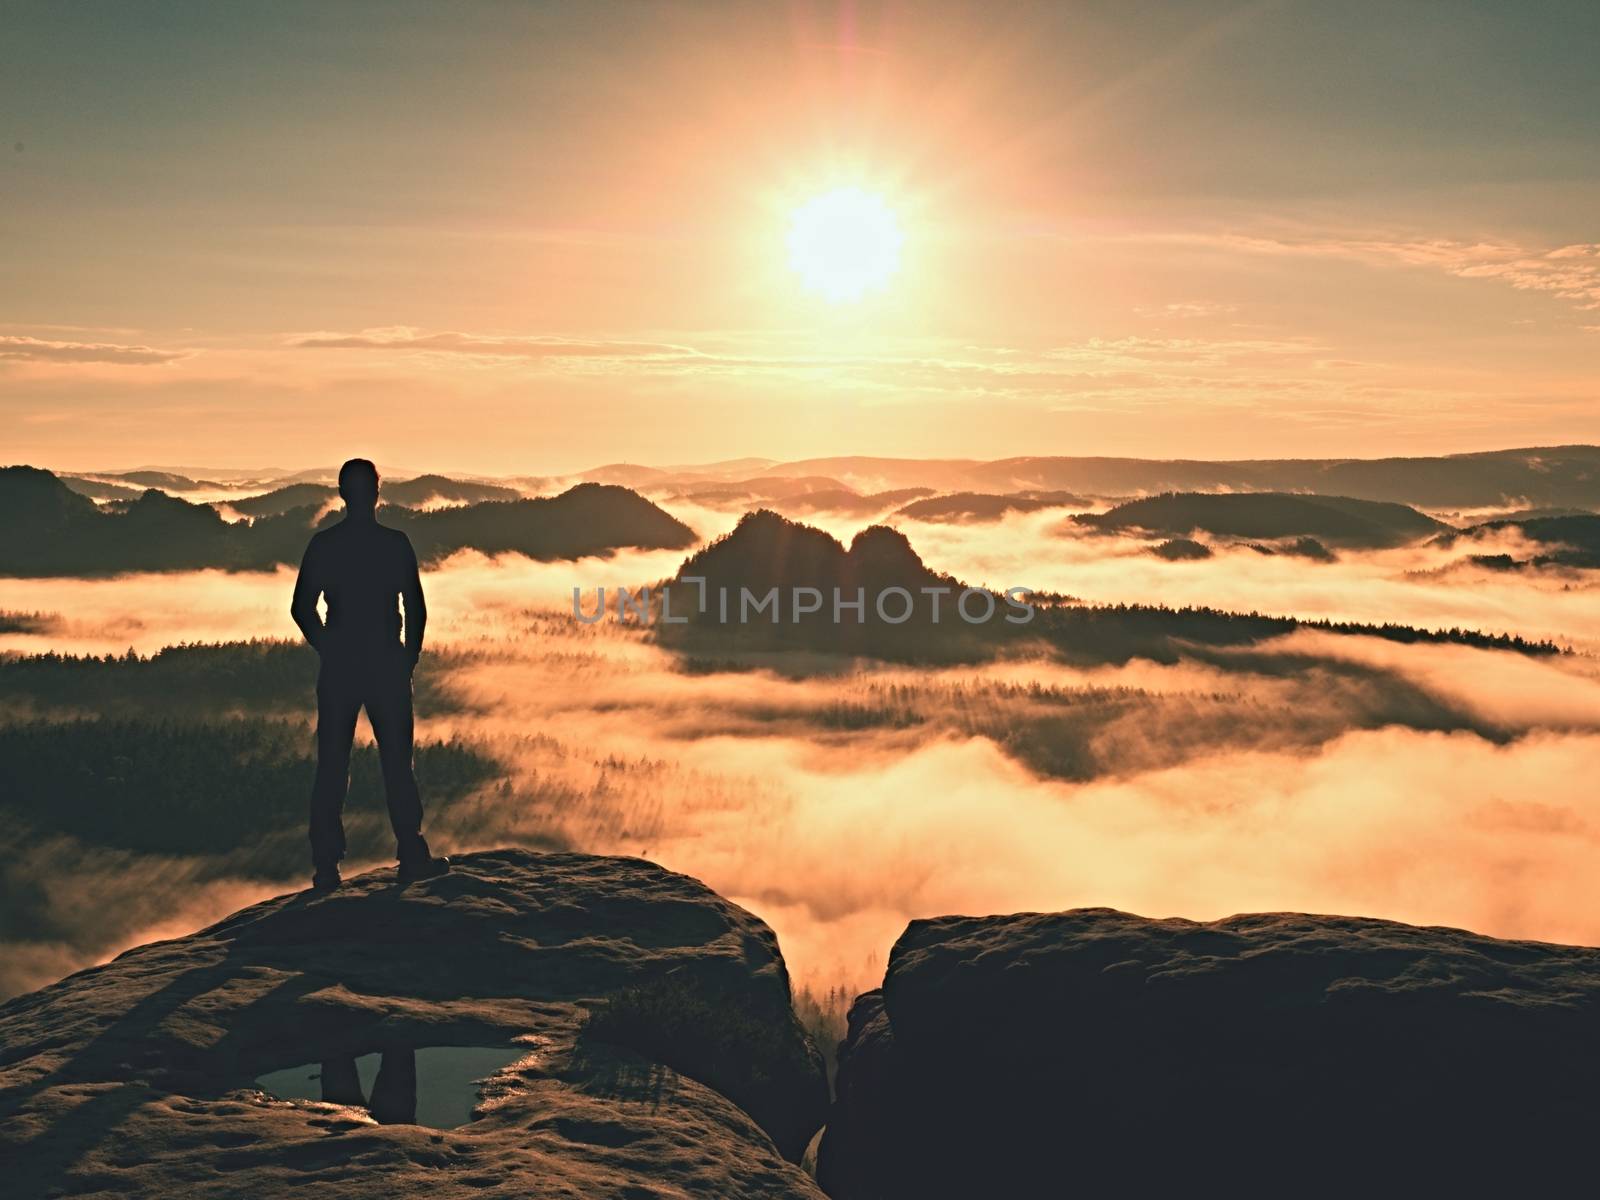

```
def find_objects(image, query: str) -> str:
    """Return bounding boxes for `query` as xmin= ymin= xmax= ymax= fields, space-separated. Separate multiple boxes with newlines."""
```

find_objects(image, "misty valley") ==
xmin=4 ymin=449 xmax=1600 ymax=1073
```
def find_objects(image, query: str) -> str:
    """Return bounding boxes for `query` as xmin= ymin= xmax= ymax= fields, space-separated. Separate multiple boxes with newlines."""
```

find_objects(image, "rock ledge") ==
xmin=0 ymin=849 xmax=827 ymax=1199
xmin=819 ymin=907 xmax=1600 ymax=1195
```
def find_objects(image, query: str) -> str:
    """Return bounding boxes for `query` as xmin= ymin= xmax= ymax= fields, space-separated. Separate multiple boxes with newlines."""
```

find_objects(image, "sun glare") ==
xmin=786 ymin=187 xmax=903 ymax=303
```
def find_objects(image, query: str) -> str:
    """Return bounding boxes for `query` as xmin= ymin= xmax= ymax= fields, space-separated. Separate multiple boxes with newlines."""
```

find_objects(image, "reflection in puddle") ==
xmin=257 ymin=1046 xmax=526 ymax=1128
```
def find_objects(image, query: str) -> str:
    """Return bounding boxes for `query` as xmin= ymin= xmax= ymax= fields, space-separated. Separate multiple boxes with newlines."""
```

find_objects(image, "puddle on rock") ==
xmin=256 ymin=1045 xmax=526 ymax=1129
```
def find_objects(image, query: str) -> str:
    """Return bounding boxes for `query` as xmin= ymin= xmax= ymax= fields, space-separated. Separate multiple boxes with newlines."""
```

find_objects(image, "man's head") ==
xmin=338 ymin=458 xmax=380 ymax=515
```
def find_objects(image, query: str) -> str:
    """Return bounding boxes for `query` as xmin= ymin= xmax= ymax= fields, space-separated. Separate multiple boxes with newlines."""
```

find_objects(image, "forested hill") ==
xmin=0 ymin=467 xmax=695 ymax=575
xmin=1076 ymin=491 xmax=1448 ymax=548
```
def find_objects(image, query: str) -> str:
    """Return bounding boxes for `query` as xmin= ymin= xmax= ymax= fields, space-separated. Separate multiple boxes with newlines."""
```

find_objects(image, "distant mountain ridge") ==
xmin=388 ymin=483 xmax=694 ymax=563
xmin=1076 ymin=491 xmax=1450 ymax=548
xmin=55 ymin=444 xmax=1600 ymax=512
xmin=1437 ymin=512 xmax=1600 ymax=570
xmin=588 ymin=446 xmax=1600 ymax=509
xmin=58 ymin=475 xmax=145 ymax=501
xmin=226 ymin=474 xmax=520 ymax=518
xmin=896 ymin=490 xmax=1091 ymax=523
xmin=0 ymin=467 xmax=694 ymax=575
xmin=964 ymin=446 xmax=1600 ymax=507
xmin=100 ymin=469 xmax=227 ymax=491
xmin=224 ymin=482 xmax=337 ymax=516
xmin=664 ymin=475 xmax=937 ymax=518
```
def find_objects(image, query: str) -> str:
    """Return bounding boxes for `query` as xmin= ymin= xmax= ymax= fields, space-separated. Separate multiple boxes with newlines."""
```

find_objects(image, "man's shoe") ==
xmin=311 ymin=864 xmax=342 ymax=892
xmin=397 ymin=854 xmax=450 ymax=884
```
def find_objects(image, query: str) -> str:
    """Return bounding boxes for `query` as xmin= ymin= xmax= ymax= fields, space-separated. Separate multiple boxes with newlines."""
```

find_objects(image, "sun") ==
xmin=786 ymin=187 xmax=903 ymax=303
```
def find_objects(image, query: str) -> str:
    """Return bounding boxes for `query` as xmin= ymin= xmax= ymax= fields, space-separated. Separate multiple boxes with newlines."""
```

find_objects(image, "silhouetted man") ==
xmin=291 ymin=458 xmax=449 ymax=890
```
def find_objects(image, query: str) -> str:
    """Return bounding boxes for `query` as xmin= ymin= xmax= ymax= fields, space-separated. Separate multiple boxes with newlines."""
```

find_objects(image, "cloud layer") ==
xmin=0 ymin=334 xmax=189 ymax=366
xmin=4 ymin=510 xmax=1600 ymax=1001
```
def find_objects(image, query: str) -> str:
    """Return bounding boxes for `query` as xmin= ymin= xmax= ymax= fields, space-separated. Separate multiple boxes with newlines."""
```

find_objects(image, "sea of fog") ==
xmin=4 ymin=506 xmax=1600 ymax=1006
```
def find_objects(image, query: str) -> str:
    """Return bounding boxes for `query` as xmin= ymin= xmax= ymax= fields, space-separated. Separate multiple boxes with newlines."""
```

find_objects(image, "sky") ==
xmin=2 ymin=0 xmax=1597 ymax=474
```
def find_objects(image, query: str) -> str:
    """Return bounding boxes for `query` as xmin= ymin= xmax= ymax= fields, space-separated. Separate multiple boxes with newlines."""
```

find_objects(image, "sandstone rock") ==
xmin=819 ymin=908 xmax=1600 ymax=1195
xmin=0 ymin=849 xmax=827 ymax=1198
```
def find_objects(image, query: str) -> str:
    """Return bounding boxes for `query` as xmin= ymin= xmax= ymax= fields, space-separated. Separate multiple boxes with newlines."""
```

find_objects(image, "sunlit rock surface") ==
xmin=0 ymin=849 xmax=827 ymax=1198
xmin=818 ymin=908 xmax=1600 ymax=1196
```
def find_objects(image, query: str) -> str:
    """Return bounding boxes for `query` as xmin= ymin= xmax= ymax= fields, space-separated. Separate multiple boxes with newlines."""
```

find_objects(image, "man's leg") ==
xmin=320 ymin=1056 xmax=365 ymax=1106
xmin=364 ymin=654 xmax=428 ymax=863
xmin=368 ymin=1048 xmax=417 ymax=1125
xmin=310 ymin=667 xmax=362 ymax=872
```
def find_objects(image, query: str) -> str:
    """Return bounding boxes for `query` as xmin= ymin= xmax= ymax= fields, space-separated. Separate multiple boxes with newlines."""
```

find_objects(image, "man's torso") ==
xmin=311 ymin=520 xmax=412 ymax=655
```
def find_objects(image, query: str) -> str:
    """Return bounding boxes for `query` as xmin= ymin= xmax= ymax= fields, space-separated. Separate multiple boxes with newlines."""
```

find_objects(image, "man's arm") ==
xmin=290 ymin=538 xmax=325 ymax=652
xmin=400 ymin=535 xmax=426 ymax=666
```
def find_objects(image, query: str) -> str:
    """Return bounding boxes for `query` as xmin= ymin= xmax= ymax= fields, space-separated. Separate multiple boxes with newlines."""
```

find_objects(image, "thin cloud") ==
xmin=0 ymin=335 xmax=190 ymax=366
xmin=288 ymin=327 xmax=705 ymax=359
xmin=1160 ymin=231 xmax=1600 ymax=313
xmin=282 ymin=326 xmax=1346 ymax=406
xmin=1134 ymin=301 xmax=1241 ymax=320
